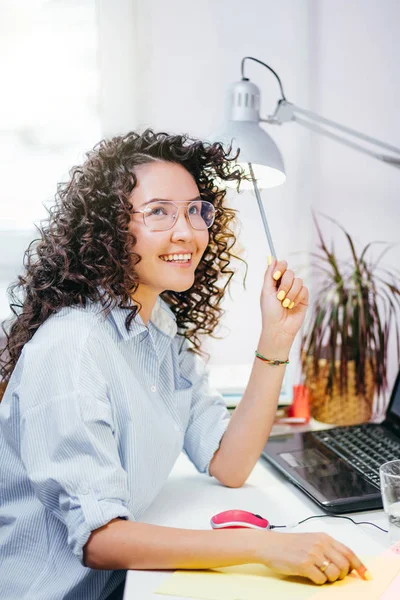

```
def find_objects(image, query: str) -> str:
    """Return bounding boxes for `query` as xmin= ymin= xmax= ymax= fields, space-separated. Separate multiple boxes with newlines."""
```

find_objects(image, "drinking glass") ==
xmin=380 ymin=460 xmax=400 ymax=542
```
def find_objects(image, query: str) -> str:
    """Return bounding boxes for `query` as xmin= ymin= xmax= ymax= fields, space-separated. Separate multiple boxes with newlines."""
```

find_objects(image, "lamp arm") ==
xmin=262 ymin=100 xmax=400 ymax=167
xmin=248 ymin=162 xmax=277 ymax=259
xmin=295 ymin=114 xmax=400 ymax=166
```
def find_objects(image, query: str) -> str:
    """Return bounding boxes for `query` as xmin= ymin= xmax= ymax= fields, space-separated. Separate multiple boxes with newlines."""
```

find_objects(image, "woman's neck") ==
xmin=131 ymin=285 xmax=159 ymax=325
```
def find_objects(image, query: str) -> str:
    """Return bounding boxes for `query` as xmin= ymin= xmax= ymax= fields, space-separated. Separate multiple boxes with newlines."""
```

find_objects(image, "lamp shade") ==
xmin=210 ymin=80 xmax=286 ymax=189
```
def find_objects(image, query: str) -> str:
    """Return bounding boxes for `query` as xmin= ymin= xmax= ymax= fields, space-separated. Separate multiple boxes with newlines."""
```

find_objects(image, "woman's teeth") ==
xmin=160 ymin=253 xmax=192 ymax=262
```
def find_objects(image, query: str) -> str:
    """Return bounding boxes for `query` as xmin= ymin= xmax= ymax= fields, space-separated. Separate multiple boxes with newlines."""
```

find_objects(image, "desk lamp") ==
xmin=212 ymin=56 xmax=400 ymax=257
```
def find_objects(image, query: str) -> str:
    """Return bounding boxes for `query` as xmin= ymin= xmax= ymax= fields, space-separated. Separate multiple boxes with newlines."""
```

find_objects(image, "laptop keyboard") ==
xmin=312 ymin=426 xmax=400 ymax=488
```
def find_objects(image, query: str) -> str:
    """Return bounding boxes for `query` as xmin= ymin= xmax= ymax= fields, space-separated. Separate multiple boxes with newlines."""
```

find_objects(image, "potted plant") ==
xmin=301 ymin=213 xmax=400 ymax=425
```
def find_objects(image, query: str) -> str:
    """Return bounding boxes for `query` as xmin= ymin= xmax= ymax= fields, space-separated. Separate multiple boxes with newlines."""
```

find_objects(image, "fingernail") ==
xmin=282 ymin=298 xmax=291 ymax=308
xmin=357 ymin=566 xmax=372 ymax=580
xmin=289 ymin=301 xmax=295 ymax=309
xmin=267 ymin=255 xmax=274 ymax=266
xmin=277 ymin=290 xmax=286 ymax=301
xmin=273 ymin=270 xmax=282 ymax=281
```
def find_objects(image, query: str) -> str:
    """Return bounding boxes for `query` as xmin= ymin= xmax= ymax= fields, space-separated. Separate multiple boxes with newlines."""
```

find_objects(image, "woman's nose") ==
xmin=170 ymin=209 xmax=193 ymax=240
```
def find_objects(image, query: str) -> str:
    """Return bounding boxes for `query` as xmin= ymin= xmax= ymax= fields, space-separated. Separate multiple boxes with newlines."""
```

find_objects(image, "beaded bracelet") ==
xmin=255 ymin=350 xmax=290 ymax=366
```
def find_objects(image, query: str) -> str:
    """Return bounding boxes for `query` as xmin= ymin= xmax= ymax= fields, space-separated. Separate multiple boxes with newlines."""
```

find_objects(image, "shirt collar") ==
xmin=108 ymin=296 xmax=177 ymax=342
xmin=150 ymin=297 xmax=178 ymax=338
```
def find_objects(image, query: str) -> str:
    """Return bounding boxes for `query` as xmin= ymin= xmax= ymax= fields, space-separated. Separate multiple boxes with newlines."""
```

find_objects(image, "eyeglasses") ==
xmin=132 ymin=199 xmax=215 ymax=232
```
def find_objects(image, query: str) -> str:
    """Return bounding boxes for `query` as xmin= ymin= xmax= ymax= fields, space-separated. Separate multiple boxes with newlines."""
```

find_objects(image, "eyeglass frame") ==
xmin=131 ymin=198 xmax=216 ymax=232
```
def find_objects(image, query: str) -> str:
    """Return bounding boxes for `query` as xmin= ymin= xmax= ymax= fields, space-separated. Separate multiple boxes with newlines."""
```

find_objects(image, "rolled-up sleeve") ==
xmin=179 ymin=341 xmax=230 ymax=475
xmin=19 ymin=341 xmax=134 ymax=563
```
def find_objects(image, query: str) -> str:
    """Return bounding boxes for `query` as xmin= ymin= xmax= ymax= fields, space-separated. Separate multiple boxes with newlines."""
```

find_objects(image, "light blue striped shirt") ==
xmin=0 ymin=298 xmax=230 ymax=599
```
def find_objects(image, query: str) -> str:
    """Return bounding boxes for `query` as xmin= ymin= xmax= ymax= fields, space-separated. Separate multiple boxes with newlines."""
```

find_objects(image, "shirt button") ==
xmin=150 ymin=385 xmax=157 ymax=392
xmin=173 ymin=424 xmax=180 ymax=432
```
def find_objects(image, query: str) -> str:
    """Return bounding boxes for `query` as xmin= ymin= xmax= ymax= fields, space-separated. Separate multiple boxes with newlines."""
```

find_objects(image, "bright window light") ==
xmin=0 ymin=0 xmax=101 ymax=230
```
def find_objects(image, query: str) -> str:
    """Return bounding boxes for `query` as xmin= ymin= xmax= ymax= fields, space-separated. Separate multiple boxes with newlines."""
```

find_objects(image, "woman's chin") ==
xmin=166 ymin=284 xmax=193 ymax=294
xmin=164 ymin=270 xmax=195 ymax=291
xmin=163 ymin=278 xmax=195 ymax=294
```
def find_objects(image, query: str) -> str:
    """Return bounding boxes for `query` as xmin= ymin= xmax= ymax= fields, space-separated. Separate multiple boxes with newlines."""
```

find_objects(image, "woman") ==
xmin=0 ymin=130 xmax=368 ymax=599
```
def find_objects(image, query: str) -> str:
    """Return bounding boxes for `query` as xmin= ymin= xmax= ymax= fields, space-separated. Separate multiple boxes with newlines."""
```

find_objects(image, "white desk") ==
xmin=123 ymin=452 xmax=391 ymax=600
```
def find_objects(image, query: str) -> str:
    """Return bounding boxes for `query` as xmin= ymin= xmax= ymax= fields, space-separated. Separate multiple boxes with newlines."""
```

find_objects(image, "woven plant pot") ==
xmin=304 ymin=356 xmax=375 ymax=425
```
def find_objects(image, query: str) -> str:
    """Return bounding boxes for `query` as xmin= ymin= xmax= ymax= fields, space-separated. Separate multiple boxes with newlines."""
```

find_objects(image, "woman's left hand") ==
xmin=260 ymin=257 xmax=309 ymax=345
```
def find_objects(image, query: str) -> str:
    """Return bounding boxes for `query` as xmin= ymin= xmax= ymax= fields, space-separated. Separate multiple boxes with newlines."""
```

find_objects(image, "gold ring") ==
xmin=319 ymin=559 xmax=331 ymax=573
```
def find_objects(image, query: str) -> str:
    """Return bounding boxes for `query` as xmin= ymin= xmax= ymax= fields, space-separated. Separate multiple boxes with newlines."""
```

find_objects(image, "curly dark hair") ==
xmin=0 ymin=129 xmax=246 ymax=388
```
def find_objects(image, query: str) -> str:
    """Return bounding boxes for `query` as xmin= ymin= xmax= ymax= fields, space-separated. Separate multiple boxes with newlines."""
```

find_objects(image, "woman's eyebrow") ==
xmin=140 ymin=196 xmax=202 ymax=207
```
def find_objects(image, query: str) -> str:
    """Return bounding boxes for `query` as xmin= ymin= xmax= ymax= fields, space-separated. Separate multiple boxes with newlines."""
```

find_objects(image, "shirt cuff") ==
xmin=205 ymin=418 xmax=229 ymax=476
xmin=67 ymin=494 xmax=135 ymax=564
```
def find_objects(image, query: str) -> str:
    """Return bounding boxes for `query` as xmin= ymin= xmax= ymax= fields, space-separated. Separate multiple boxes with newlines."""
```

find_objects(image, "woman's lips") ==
xmin=159 ymin=257 xmax=193 ymax=268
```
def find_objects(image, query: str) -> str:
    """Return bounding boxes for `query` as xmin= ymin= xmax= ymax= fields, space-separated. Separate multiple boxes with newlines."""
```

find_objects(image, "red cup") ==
xmin=288 ymin=384 xmax=311 ymax=422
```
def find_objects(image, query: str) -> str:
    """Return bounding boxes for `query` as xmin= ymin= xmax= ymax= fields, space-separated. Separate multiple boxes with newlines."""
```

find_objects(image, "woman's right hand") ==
xmin=256 ymin=531 xmax=370 ymax=585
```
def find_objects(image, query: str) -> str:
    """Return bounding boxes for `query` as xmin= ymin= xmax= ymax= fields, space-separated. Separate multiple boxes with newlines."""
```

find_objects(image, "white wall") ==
xmin=310 ymin=0 xmax=400 ymax=256
xmin=309 ymin=0 xmax=400 ymax=399
xmin=96 ymin=0 xmax=138 ymax=136
xmin=125 ymin=0 xmax=315 ymax=381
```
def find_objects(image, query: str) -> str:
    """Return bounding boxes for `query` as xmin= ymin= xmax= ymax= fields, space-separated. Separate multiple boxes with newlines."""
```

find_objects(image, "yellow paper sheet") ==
xmin=156 ymin=557 xmax=400 ymax=600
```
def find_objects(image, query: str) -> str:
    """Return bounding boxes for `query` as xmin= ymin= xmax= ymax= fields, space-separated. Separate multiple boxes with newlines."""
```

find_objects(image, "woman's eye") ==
xmin=149 ymin=207 xmax=166 ymax=216
xmin=188 ymin=205 xmax=200 ymax=215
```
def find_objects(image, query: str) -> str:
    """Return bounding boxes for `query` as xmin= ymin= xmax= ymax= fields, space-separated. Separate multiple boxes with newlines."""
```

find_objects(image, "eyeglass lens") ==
xmin=143 ymin=200 xmax=215 ymax=231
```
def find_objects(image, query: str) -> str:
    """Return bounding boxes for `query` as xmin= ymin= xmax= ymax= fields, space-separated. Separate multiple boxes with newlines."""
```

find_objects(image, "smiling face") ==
xmin=128 ymin=160 xmax=210 ymax=312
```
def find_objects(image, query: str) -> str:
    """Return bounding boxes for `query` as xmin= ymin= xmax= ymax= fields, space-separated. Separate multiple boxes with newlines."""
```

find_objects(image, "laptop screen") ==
xmin=387 ymin=370 xmax=400 ymax=424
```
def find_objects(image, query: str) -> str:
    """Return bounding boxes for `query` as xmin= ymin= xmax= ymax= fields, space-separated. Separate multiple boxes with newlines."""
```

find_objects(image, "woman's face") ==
xmin=129 ymin=161 xmax=210 ymax=298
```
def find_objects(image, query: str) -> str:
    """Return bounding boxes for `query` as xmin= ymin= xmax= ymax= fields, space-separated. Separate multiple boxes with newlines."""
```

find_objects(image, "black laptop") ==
xmin=262 ymin=369 xmax=400 ymax=513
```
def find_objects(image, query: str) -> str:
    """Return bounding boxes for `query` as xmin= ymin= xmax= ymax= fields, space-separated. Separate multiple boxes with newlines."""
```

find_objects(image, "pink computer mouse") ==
xmin=210 ymin=509 xmax=270 ymax=530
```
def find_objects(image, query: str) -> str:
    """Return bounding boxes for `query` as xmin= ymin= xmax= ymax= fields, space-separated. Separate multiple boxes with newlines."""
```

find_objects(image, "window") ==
xmin=0 ymin=0 xmax=100 ymax=318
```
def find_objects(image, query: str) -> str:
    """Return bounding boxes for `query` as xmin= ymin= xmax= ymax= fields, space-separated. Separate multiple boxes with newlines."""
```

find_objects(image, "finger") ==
xmin=264 ymin=256 xmax=278 ymax=292
xmin=278 ymin=276 xmax=303 ymax=309
xmin=289 ymin=286 xmax=309 ymax=310
xmin=324 ymin=548 xmax=350 ymax=580
xmin=322 ymin=560 xmax=342 ymax=583
xmin=275 ymin=269 xmax=294 ymax=304
xmin=264 ymin=259 xmax=287 ymax=294
xmin=304 ymin=565 xmax=328 ymax=585
xmin=271 ymin=260 xmax=288 ymax=283
xmin=332 ymin=540 xmax=371 ymax=580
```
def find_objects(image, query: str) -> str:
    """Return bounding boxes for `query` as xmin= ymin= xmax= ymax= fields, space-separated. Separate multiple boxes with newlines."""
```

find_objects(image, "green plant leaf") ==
xmin=315 ymin=211 xmax=362 ymax=277
xmin=301 ymin=213 xmax=400 ymax=404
